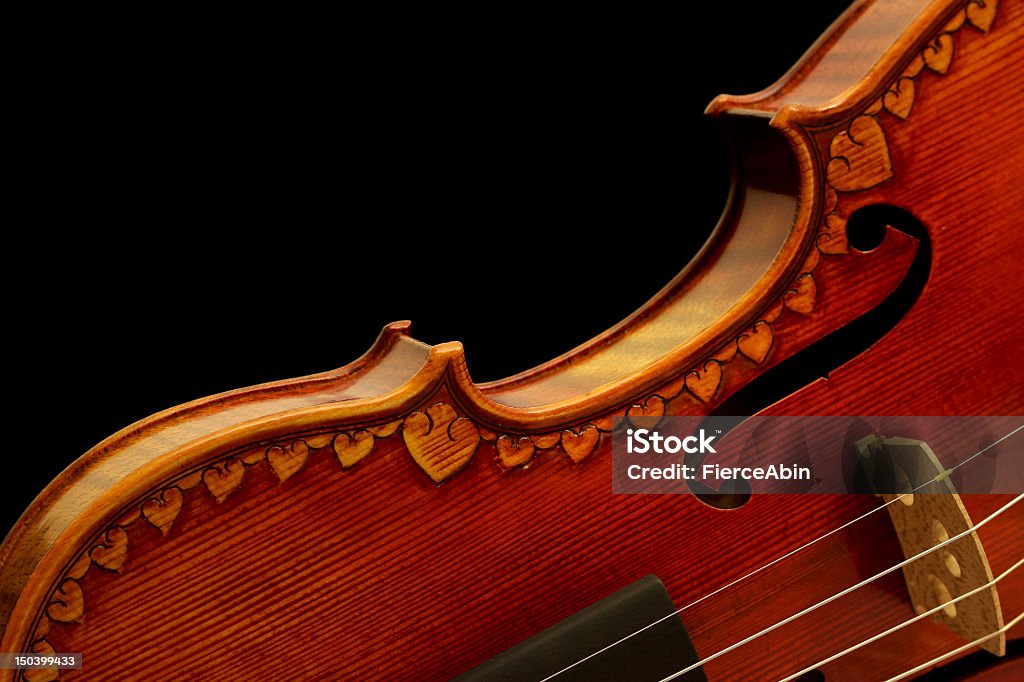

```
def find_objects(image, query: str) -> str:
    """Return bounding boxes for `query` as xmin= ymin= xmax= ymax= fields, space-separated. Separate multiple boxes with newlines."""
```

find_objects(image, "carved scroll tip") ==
xmin=704 ymin=93 xmax=776 ymax=119
xmin=768 ymin=103 xmax=811 ymax=129
xmin=429 ymin=341 xmax=466 ymax=363
xmin=355 ymin=320 xmax=421 ymax=366
xmin=427 ymin=341 xmax=477 ymax=392
xmin=380 ymin=320 xmax=413 ymax=338
xmin=704 ymin=94 xmax=733 ymax=116
xmin=365 ymin=320 xmax=432 ymax=360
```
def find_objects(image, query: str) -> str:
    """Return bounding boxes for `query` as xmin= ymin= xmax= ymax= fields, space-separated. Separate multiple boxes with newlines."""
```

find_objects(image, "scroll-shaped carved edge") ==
xmin=20 ymin=3 xmax=1000 ymax=675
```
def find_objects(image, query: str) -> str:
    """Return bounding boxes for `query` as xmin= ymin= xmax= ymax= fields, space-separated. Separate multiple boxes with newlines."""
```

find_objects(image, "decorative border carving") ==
xmin=20 ymin=3 xmax=1000 ymax=676
xmin=643 ymin=0 xmax=1002 ymax=431
xmin=819 ymin=0 xmax=997 ymax=251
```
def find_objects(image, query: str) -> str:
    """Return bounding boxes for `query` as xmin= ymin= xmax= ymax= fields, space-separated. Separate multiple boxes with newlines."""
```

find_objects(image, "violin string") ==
xmin=537 ymin=500 xmax=900 ymax=682
xmin=778 ymin=557 xmax=1024 ymax=681
xmin=882 ymin=609 xmax=1024 ymax=682
xmin=654 ymin=495 xmax=1022 ymax=682
xmin=541 ymin=423 xmax=1024 ymax=681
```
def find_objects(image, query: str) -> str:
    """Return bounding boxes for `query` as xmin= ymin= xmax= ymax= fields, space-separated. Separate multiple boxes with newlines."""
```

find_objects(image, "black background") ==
xmin=4 ymin=1 xmax=850 ymax=534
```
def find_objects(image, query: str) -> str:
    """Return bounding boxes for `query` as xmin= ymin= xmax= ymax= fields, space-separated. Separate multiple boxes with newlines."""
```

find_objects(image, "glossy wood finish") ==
xmin=1 ymin=1 xmax=1021 ymax=680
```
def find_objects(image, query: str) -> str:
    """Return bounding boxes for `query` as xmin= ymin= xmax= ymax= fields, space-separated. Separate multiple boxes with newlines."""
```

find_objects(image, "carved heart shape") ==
xmin=627 ymin=396 xmax=666 ymax=420
xmin=561 ymin=425 xmax=600 ymax=463
xmin=827 ymin=116 xmax=893 ymax=192
xmin=823 ymin=188 xmax=838 ymax=214
xmin=737 ymin=322 xmax=774 ymax=364
xmin=268 ymin=440 xmax=309 ymax=483
xmin=923 ymin=33 xmax=954 ymax=74
xmin=762 ymin=299 xmax=785 ymax=324
xmin=818 ymin=213 xmax=849 ymax=255
xmin=818 ymin=231 xmax=845 ymax=255
xmin=801 ymin=247 xmax=821 ymax=274
xmin=496 ymin=435 xmax=536 ymax=469
xmin=32 ymin=638 xmax=55 ymax=655
xmin=712 ymin=342 xmax=738 ymax=364
xmin=32 ymin=640 xmax=55 ymax=656
xmin=143 ymin=487 xmax=183 ymax=536
xmin=333 ymin=430 xmax=375 ymax=468
xmin=90 ymin=527 xmax=128 ymax=572
xmin=943 ymin=9 xmax=967 ymax=33
xmin=47 ymin=579 xmax=84 ymax=624
xmin=685 ymin=361 xmax=722 ymax=404
xmin=532 ymin=432 xmax=562 ymax=449
xmin=966 ymin=0 xmax=998 ymax=33
xmin=368 ymin=419 xmax=402 ymax=438
xmin=24 ymin=665 xmax=56 ymax=682
xmin=24 ymin=666 xmax=57 ymax=682
xmin=305 ymin=434 xmax=335 ymax=449
xmin=883 ymin=77 xmax=915 ymax=120
xmin=240 ymin=447 xmax=266 ymax=466
xmin=34 ymin=616 xmax=50 ymax=638
xmin=68 ymin=552 xmax=91 ymax=580
xmin=24 ymin=640 xmax=57 ymax=682
xmin=203 ymin=459 xmax=245 ymax=503
xmin=785 ymin=273 xmax=817 ymax=315
xmin=402 ymin=403 xmax=480 ymax=483
xmin=903 ymin=54 xmax=925 ymax=79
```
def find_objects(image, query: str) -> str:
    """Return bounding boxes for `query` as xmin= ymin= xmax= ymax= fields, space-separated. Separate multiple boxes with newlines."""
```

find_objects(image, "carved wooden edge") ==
xmin=656 ymin=0 xmax=1002 ymax=429
xmin=15 ymin=361 xmax=753 ymax=671
xmin=818 ymin=0 xmax=996 ymax=193
xmin=708 ymin=0 xmax=996 ymax=119
xmin=9 ymin=3 xmax=1001 ymax=676
xmin=799 ymin=0 xmax=997 ymax=275
xmin=18 ymin=388 xmax=619 ymax=673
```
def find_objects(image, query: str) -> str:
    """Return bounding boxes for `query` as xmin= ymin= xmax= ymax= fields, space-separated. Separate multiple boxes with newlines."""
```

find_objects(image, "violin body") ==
xmin=2 ymin=0 xmax=1022 ymax=680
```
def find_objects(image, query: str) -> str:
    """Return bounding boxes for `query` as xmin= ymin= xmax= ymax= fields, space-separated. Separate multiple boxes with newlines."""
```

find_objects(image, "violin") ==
xmin=2 ymin=0 xmax=1021 ymax=679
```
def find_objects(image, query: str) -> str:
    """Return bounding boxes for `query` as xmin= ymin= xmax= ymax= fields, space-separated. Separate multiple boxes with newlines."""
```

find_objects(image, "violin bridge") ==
xmin=854 ymin=436 xmax=1006 ymax=656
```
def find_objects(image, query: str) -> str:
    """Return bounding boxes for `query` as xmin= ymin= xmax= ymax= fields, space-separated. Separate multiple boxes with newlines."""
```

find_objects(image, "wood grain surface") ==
xmin=1 ymin=0 xmax=1021 ymax=680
